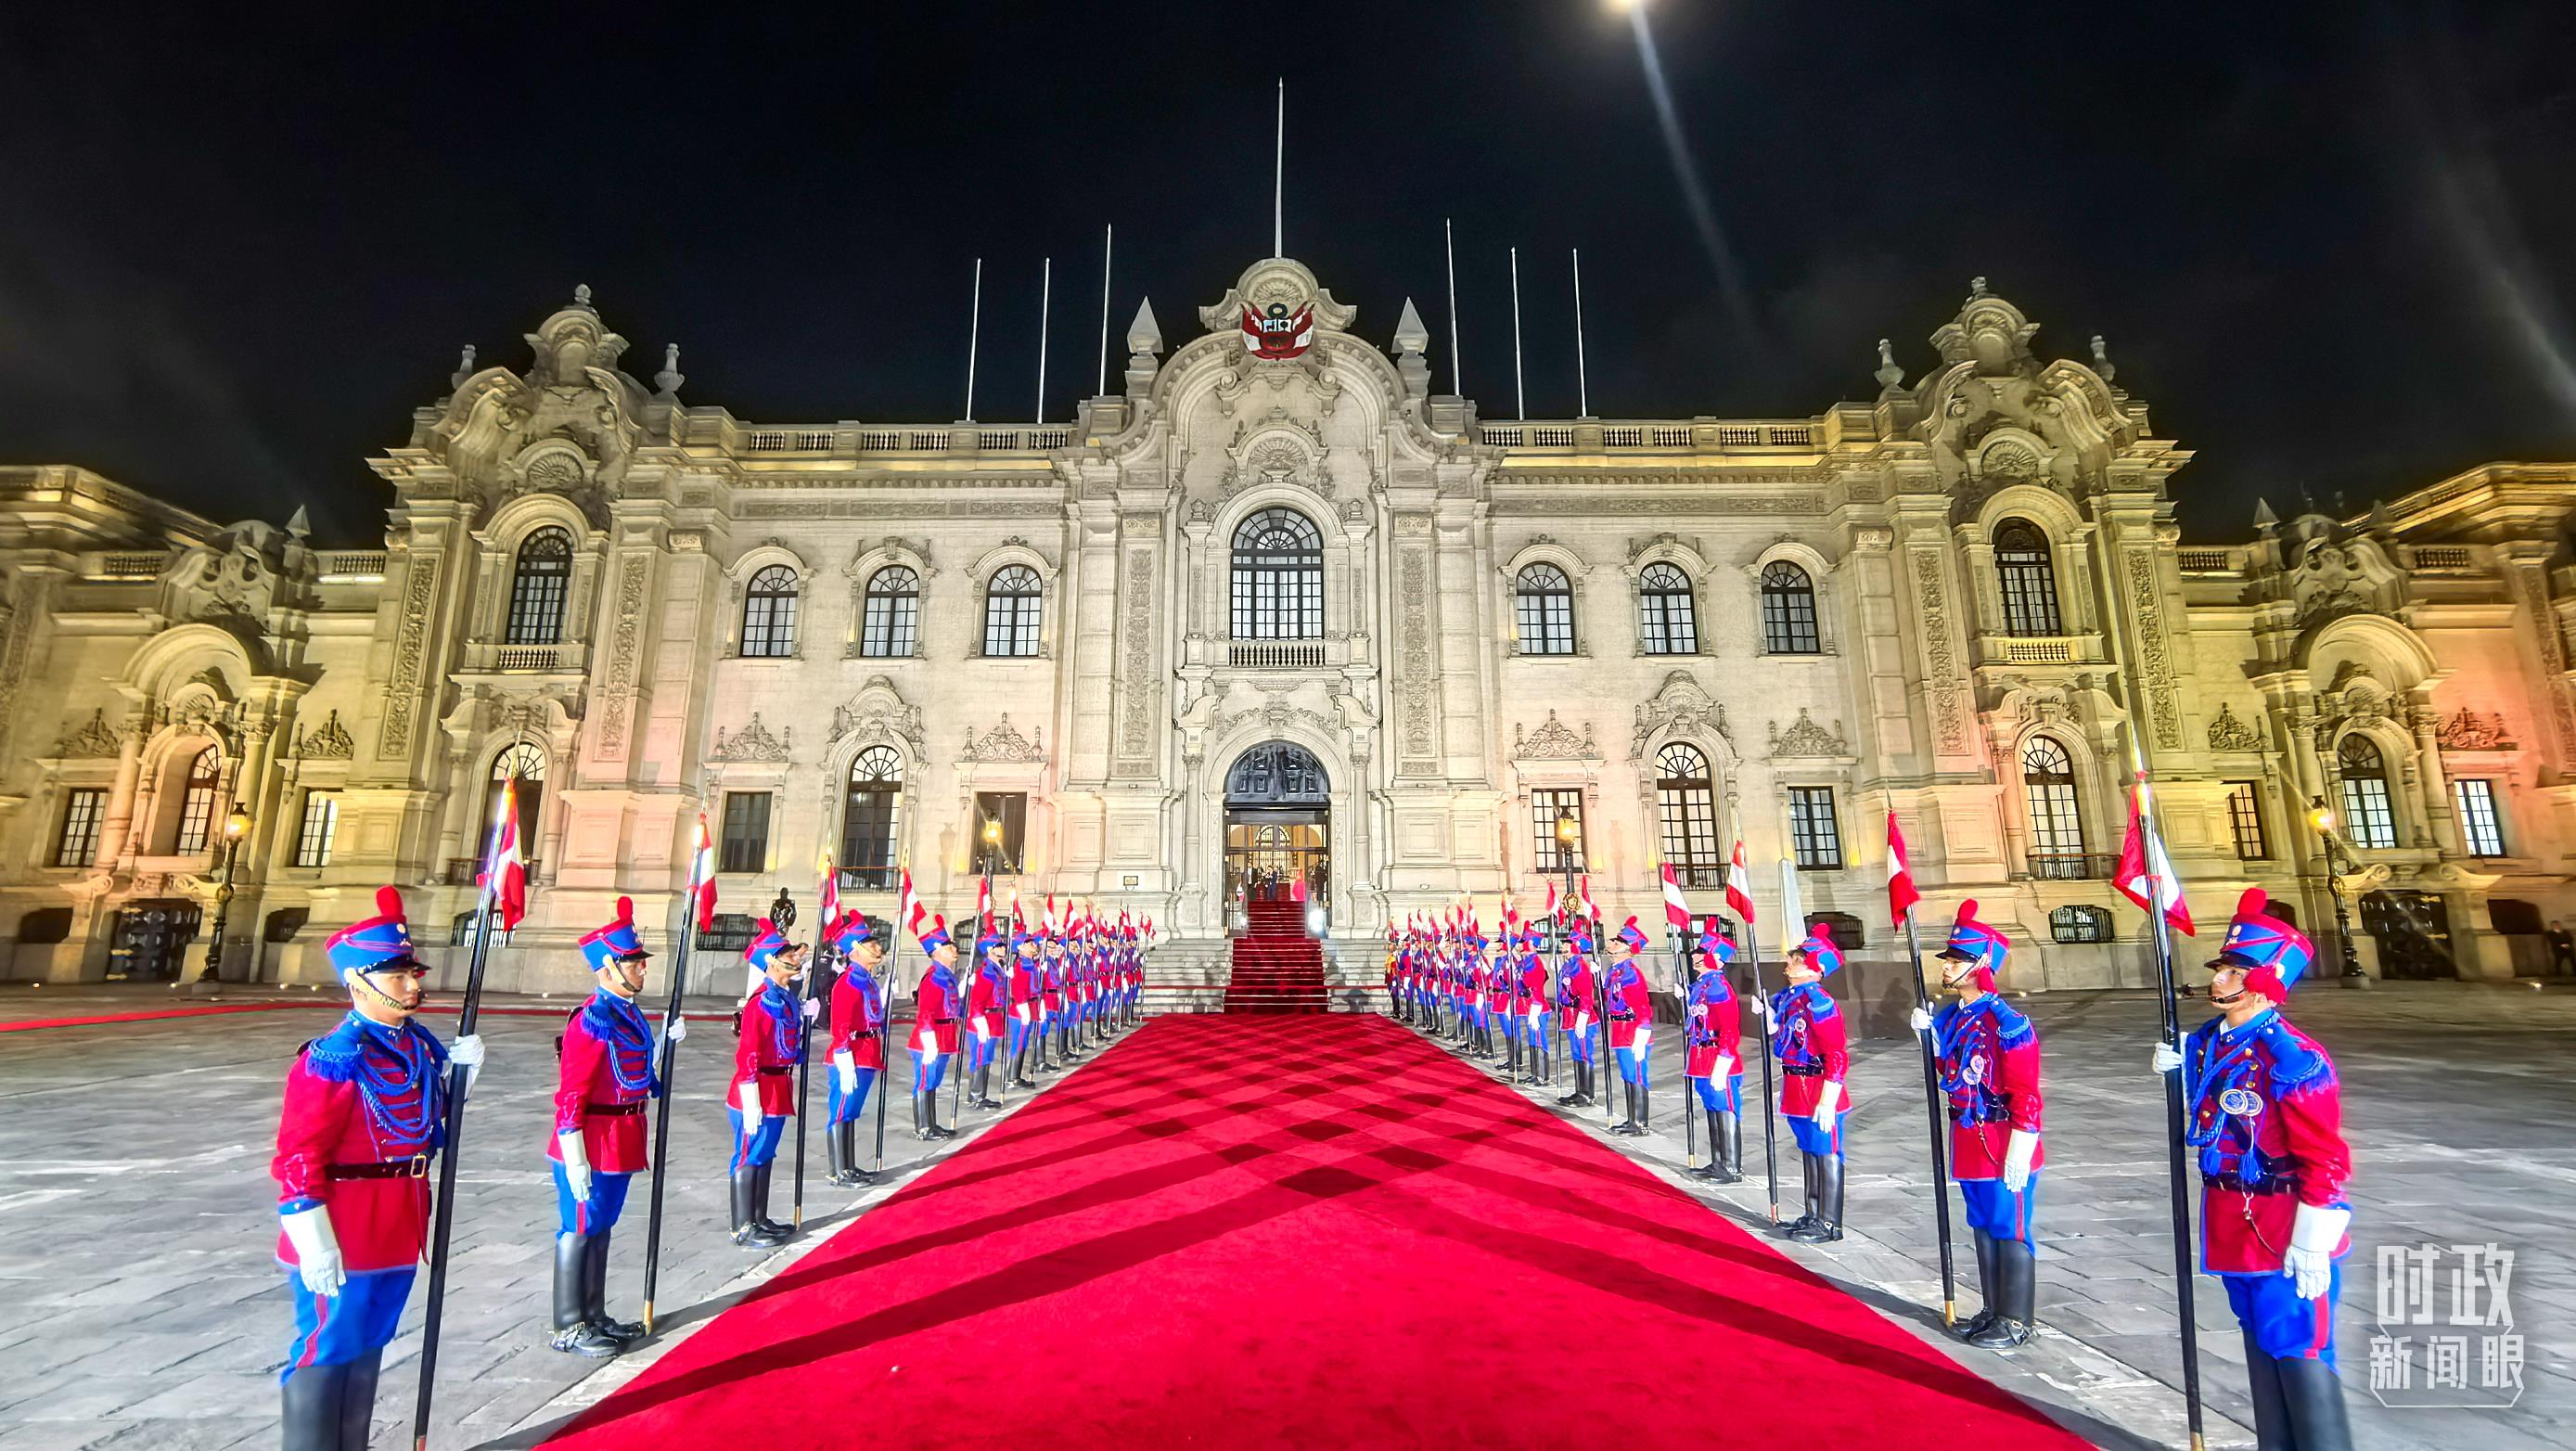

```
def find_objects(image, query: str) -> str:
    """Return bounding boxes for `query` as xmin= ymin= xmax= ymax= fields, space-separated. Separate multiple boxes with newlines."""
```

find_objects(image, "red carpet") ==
xmin=544 ymin=1015 xmax=2090 ymax=1450
xmin=1224 ymin=895 xmax=1326 ymax=1012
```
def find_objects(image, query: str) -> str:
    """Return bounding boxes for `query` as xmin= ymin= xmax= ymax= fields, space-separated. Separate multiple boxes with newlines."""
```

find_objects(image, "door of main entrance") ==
xmin=1223 ymin=741 xmax=1330 ymax=907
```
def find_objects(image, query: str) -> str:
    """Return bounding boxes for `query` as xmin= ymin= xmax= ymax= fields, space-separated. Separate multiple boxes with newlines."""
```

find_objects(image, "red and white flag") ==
xmin=1659 ymin=860 xmax=1693 ymax=934
xmin=1724 ymin=841 xmax=1758 ymax=923
xmin=1578 ymin=874 xmax=1600 ymax=926
xmin=898 ymin=867 xmax=927 ymax=943
xmin=975 ymin=876 xmax=993 ymax=939
xmin=1885 ymin=809 xmax=1923 ymax=928
xmin=686 ymin=814 xmax=718 ymax=932
xmin=2115 ymin=778 xmax=2197 ymax=935
xmin=1543 ymin=880 xmax=1559 ymax=923
xmin=815 ymin=844 xmax=841 ymax=936
xmin=479 ymin=780 xmax=529 ymax=931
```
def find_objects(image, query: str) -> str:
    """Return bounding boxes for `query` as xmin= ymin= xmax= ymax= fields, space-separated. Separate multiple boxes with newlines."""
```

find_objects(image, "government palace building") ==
xmin=5 ymin=255 xmax=2573 ymax=996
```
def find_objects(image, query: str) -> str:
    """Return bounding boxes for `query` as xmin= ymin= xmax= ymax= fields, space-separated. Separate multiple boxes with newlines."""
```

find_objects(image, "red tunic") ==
xmin=1556 ymin=957 xmax=1600 ymax=1032
xmin=1682 ymin=971 xmax=1743 ymax=1078
xmin=1933 ymin=995 xmax=2044 ymax=1181
xmin=271 ymin=1013 xmax=447 ymax=1275
xmin=1771 ymin=983 xmax=1851 ymax=1117
xmin=828 ymin=967 xmax=887 ymax=1071
xmin=1603 ymin=960 xmax=1654 ymax=1049
xmin=968 ymin=964 xmax=1007 ymax=1036
xmin=1042 ymin=957 xmax=1067 ymax=1013
xmin=549 ymin=991 xmax=656 ymax=1175
xmin=731 ymin=986 xmax=803 ymax=1116
xmin=1517 ymin=959 xmax=1547 ymax=1013
xmin=2185 ymin=1011 xmax=2353 ymax=1275
xmin=1010 ymin=957 xmax=1044 ymax=1022
xmin=911 ymin=964 xmax=962 ymax=1054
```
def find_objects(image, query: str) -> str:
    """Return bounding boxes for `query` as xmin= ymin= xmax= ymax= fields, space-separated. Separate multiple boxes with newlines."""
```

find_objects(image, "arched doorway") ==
xmin=1224 ymin=741 xmax=1329 ymax=908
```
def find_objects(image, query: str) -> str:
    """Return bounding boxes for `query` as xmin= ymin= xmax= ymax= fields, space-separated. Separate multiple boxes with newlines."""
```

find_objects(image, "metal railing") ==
xmin=1474 ymin=420 xmax=1819 ymax=451
xmin=447 ymin=857 xmax=541 ymax=886
xmin=1227 ymin=640 xmax=1327 ymax=670
xmin=2026 ymin=853 xmax=2114 ymax=881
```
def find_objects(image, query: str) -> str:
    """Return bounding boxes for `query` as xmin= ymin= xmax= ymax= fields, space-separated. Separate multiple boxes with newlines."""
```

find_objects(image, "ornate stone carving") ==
xmin=709 ymin=713 xmax=792 ymax=763
xmin=2126 ymin=552 xmax=2182 ymax=749
xmin=52 ymin=709 xmax=123 ymax=759
xmin=1399 ymin=549 xmax=1435 ymax=760
xmin=596 ymin=556 xmax=650 ymax=758
xmin=1119 ymin=548 xmax=1157 ymax=766
xmin=1512 ymin=711 xmax=1597 ymax=761
xmin=2434 ymin=708 xmax=2515 ymax=752
xmin=1632 ymin=671 xmax=1730 ymax=759
xmin=828 ymin=675 xmax=924 ymax=751
xmin=1766 ymin=708 xmax=1849 ymax=758
xmin=378 ymin=557 xmax=438 ymax=759
xmin=2206 ymin=702 xmax=2264 ymax=752
xmin=960 ymin=714 xmax=1046 ymax=764
xmin=1913 ymin=553 xmax=1967 ymax=753
xmin=292 ymin=710 xmax=354 ymax=760
xmin=1213 ymin=701 xmax=1336 ymax=743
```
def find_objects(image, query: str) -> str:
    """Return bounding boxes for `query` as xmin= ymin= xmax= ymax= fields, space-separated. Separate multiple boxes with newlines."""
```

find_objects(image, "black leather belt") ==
xmin=327 ymin=1155 xmax=429 ymax=1180
xmin=585 ymin=1102 xmax=647 ymax=1116
xmin=1784 ymin=1063 xmax=1824 ymax=1077
xmin=2204 ymin=1172 xmax=2292 ymax=1196
xmin=757 ymin=1066 xmax=792 ymax=1076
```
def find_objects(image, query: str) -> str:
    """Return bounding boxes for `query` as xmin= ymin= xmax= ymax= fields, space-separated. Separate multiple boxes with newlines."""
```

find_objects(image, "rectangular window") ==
xmin=861 ymin=592 xmax=917 ymax=657
xmin=1531 ymin=789 xmax=1584 ymax=874
xmin=2453 ymin=778 xmax=2506 ymax=858
xmin=173 ymin=784 xmax=219 ymax=857
xmin=2225 ymin=781 xmax=2269 ymax=861
xmin=971 ymin=791 xmax=1027 ymax=873
xmin=54 ymin=789 xmax=105 ymax=867
xmin=1657 ymin=786 xmax=1723 ymax=885
xmin=2339 ymin=776 xmax=2398 ymax=850
xmin=1788 ymin=787 xmax=1843 ymax=869
xmin=293 ymin=791 xmax=339 ymax=868
xmin=719 ymin=791 xmax=772 ymax=874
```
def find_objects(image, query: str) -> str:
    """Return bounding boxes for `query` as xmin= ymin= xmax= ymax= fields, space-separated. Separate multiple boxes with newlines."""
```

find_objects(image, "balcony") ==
xmin=1977 ymin=635 xmax=2084 ymax=666
xmin=447 ymin=857 xmax=542 ymax=887
xmin=1227 ymin=640 xmax=1327 ymax=670
xmin=2025 ymin=853 xmax=2114 ymax=881
xmin=458 ymin=640 xmax=590 ymax=676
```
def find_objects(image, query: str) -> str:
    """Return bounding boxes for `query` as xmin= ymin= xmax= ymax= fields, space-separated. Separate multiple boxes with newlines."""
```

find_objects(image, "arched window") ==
xmin=1760 ymin=561 xmax=1821 ymax=654
xmin=739 ymin=564 xmax=799 ymax=658
xmin=2338 ymin=734 xmax=2398 ymax=848
xmin=506 ymin=526 xmax=574 ymax=646
xmin=2021 ymin=736 xmax=2087 ymax=877
xmin=840 ymin=746 xmax=904 ymax=888
xmin=1231 ymin=507 xmax=1325 ymax=641
xmin=1637 ymin=563 xmax=1698 ymax=655
xmin=982 ymin=565 xmax=1043 ymax=658
xmin=1655 ymin=742 xmax=1722 ymax=884
xmin=483 ymin=742 xmax=545 ymax=867
xmin=1994 ymin=520 xmax=2062 ymax=636
xmin=172 ymin=745 xmax=224 ymax=855
xmin=860 ymin=566 xmax=920 ymax=658
xmin=1515 ymin=563 xmax=1576 ymax=656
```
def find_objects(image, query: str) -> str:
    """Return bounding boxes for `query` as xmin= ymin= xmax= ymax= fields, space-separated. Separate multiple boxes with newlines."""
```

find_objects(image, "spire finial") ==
xmin=1968 ymin=276 xmax=1991 ymax=300
xmin=2089 ymin=333 xmax=2117 ymax=384
xmin=655 ymin=343 xmax=685 ymax=396
xmin=450 ymin=344 xmax=476 ymax=389
xmin=573 ymin=283 xmax=594 ymax=309
xmin=286 ymin=504 xmax=311 ymax=539
xmin=1873 ymin=338 xmax=1903 ymax=392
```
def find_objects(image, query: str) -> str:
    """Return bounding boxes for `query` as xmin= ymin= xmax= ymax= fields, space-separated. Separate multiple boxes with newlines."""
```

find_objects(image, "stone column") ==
xmin=97 ymin=709 xmax=148 ymax=870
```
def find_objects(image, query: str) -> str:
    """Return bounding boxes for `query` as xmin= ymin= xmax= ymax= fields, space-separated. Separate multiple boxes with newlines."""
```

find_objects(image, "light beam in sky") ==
xmin=1625 ymin=5 xmax=1751 ymax=324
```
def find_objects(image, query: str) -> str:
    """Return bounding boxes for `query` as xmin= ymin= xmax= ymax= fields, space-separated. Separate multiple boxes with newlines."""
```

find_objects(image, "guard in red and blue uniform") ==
xmin=1038 ymin=931 xmax=1070 ymax=1072
xmin=270 ymin=885 xmax=485 ymax=1451
xmin=825 ymin=911 xmax=889 ymax=1186
xmin=1684 ymin=923 xmax=1745 ymax=1183
xmin=726 ymin=920 xmax=808 ymax=1248
xmin=1484 ymin=935 xmax=1518 ymax=1070
xmin=1554 ymin=925 xmax=1602 ymax=1109
xmin=1911 ymin=900 xmax=2044 ymax=1350
xmin=1516 ymin=931 xmax=1552 ymax=1085
xmin=2155 ymin=889 xmax=2354 ymax=1450
xmin=546 ymin=896 xmax=678 ymax=1357
xmin=1007 ymin=928 xmax=1044 ymax=1088
xmin=1605 ymin=918 xmax=1655 ymax=1136
xmin=967 ymin=931 xmax=1008 ymax=1110
xmin=1043 ymin=928 xmax=1077 ymax=1067
xmin=1762 ymin=924 xmax=1851 ymax=1242
xmin=910 ymin=916 xmax=963 ymax=1140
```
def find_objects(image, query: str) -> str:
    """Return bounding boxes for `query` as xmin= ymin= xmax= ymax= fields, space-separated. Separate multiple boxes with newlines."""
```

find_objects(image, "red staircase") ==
xmin=1224 ymin=895 xmax=1326 ymax=1013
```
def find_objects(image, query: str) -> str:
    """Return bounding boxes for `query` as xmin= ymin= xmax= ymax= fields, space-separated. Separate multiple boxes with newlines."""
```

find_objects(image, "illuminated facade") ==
xmin=4 ymin=259 xmax=2571 ymax=993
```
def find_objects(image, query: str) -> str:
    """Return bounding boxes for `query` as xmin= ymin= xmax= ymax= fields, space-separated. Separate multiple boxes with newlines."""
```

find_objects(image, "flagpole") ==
xmin=1272 ymin=78 xmax=1285 ymax=257
xmin=791 ymin=903 xmax=821 ymax=1232
xmin=1571 ymin=248 xmax=1589 ymax=419
xmin=1442 ymin=218 xmax=1462 ymax=396
xmin=964 ymin=257 xmax=982 ymax=423
xmin=1728 ymin=825 xmax=1783 ymax=1225
xmin=637 ymin=848 xmax=702 ymax=1338
xmin=1034 ymin=257 xmax=1052 ymax=425
xmin=409 ymin=793 xmax=509 ymax=1451
xmin=1898 ymin=904 xmax=1962 ymax=1329
xmin=2128 ymin=736 xmax=2210 ymax=1451
xmin=1508 ymin=246 xmax=1526 ymax=420
xmin=1095 ymin=224 xmax=1113 ymax=397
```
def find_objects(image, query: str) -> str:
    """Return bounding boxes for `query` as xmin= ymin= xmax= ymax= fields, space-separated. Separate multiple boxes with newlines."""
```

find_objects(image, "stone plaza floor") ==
xmin=0 ymin=979 xmax=2568 ymax=1448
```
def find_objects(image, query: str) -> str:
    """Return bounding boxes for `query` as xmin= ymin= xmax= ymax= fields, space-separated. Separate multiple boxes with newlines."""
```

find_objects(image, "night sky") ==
xmin=4 ymin=2 xmax=2572 ymax=544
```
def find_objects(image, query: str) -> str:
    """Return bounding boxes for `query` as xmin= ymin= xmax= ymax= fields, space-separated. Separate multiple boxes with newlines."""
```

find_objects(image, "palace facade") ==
xmin=6 ymin=257 xmax=2573 ymax=995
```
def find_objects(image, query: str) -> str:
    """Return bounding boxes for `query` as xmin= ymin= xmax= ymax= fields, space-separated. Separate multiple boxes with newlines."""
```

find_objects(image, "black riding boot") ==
xmin=1968 ymin=1238 xmax=2036 ymax=1348
xmin=750 ymin=1162 xmax=792 ymax=1239
xmin=1011 ymin=1041 xmax=1038 ymax=1090
xmin=280 ymin=1363 xmax=347 ymax=1451
xmin=2275 ymin=1354 xmax=2354 ymax=1450
xmin=550 ymin=1233 xmax=620 ymax=1355
xmin=339 ymin=1347 xmax=384 ymax=1449
xmin=1557 ymin=1058 xmax=1585 ymax=1107
xmin=1792 ymin=1154 xmax=1844 ymax=1242
xmin=2242 ymin=1333 xmax=2294 ymax=1450
xmin=841 ymin=1120 xmax=874 ymax=1184
xmin=923 ymin=1086 xmax=955 ymax=1140
xmin=827 ymin=1115 xmax=855 ymax=1186
xmin=1613 ymin=1079 xmax=1643 ymax=1135
xmin=587 ymin=1231 xmax=645 ymax=1343
xmin=730 ymin=1167 xmax=782 ymax=1247
xmin=969 ymin=1059 xmax=994 ymax=1110
xmin=1783 ymin=1154 xmax=1820 ymax=1235
xmin=1715 ymin=1109 xmax=1743 ymax=1182
xmin=1955 ymin=1230 xmax=1999 ymax=1341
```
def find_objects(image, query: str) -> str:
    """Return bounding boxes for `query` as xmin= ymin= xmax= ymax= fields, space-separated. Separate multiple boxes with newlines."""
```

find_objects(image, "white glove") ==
xmin=448 ymin=1033 xmax=485 ymax=1095
xmin=833 ymin=1049 xmax=857 ymax=1096
xmin=736 ymin=1081 xmax=763 ymax=1123
xmin=1908 ymin=1005 xmax=1933 ymax=1035
xmin=2152 ymin=1042 xmax=2185 ymax=1075
xmin=1812 ymin=1080 xmax=1842 ymax=1130
xmin=2002 ymin=1129 xmax=2039 ymax=1192
xmin=1747 ymin=995 xmax=1772 ymax=1022
xmin=2285 ymin=1204 xmax=2350 ymax=1301
xmin=801 ymin=996 xmax=822 ymax=1023
xmin=281 ymin=1204 xmax=345 ymax=1297
xmin=662 ymin=1014 xmax=687 ymax=1045
xmin=557 ymin=1131 xmax=592 ymax=1204
xmin=1711 ymin=1053 xmax=1735 ymax=1083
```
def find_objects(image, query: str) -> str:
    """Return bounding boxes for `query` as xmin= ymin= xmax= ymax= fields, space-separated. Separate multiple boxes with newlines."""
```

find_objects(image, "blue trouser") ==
xmin=1006 ymin=1017 xmax=1033 ymax=1058
xmin=727 ymin=1108 xmax=786 ymax=1172
xmin=282 ymin=1266 xmax=414 ymax=1376
xmin=1524 ymin=1011 xmax=1550 ymax=1052
xmin=551 ymin=1162 xmax=634 ymax=1237
xmin=2224 ymin=1264 xmax=2342 ymax=1365
xmin=912 ymin=1047 xmax=949 ymax=1092
xmin=1691 ymin=1072 xmax=1744 ymax=1114
xmin=1614 ymin=1040 xmax=1651 ymax=1086
xmin=967 ymin=1028 xmax=998 ymax=1072
xmin=1958 ymin=1175 xmax=2039 ymax=1243
xmin=1568 ymin=1021 xmax=1597 ymax=1065
xmin=1788 ymin=1111 xmax=1844 ymax=1158
xmin=827 ymin=1066 xmax=879 ymax=1124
